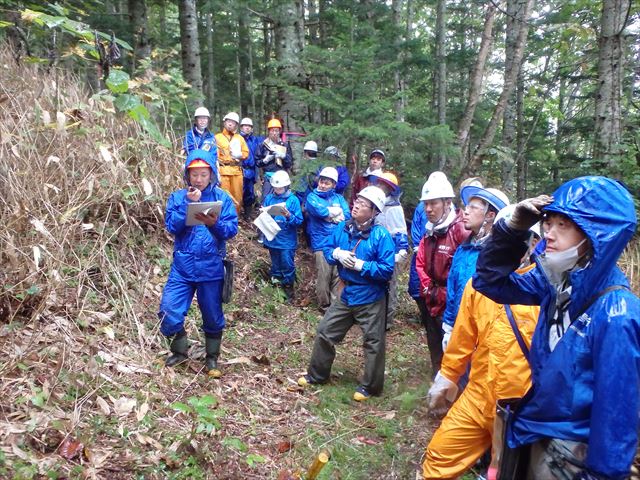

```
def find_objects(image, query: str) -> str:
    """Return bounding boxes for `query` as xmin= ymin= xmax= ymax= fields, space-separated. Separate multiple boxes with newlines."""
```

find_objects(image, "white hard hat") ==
xmin=303 ymin=140 xmax=318 ymax=153
xmin=496 ymin=204 xmax=540 ymax=236
xmin=318 ymin=167 xmax=338 ymax=183
xmin=240 ymin=117 xmax=253 ymax=126
xmin=358 ymin=186 xmax=386 ymax=212
xmin=194 ymin=107 xmax=210 ymax=118
xmin=223 ymin=112 xmax=240 ymax=124
xmin=420 ymin=172 xmax=455 ymax=201
xmin=461 ymin=186 xmax=510 ymax=211
xmin=270 ymin=170 xmax=291 ymax=188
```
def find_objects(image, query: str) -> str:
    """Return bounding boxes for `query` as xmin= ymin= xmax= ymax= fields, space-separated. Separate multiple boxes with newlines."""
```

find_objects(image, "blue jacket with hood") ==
xmin=472 ymin=176 xmax=639 ymax=479
xmin=408 ymin=204 xmax=427 ymax=298
xmin=442 ymin=238 xmax=485 ymax=327
xmin=305 ymin=188 xmax=351 ymax=252
xmin=262 ymin=189 xmax=303 ymax=250
xmin=183 ymin=126 xmax=217 ymax=155
xmin=240 ymin=132 xmax=264 ymax=181
xmin=324 ymin=220 xmax=395 ymax=306
xmin=165 ymin=149 xmax=238 ymax=282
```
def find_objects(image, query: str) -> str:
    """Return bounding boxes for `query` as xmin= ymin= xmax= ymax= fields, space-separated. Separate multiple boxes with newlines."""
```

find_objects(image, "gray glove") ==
xmin=508 ymin=195 xmax=554 ymax=231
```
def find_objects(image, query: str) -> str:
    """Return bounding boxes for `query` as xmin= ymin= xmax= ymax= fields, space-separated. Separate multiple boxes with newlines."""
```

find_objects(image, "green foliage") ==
xmin=171 ymin=395 xmax=225 ymax=440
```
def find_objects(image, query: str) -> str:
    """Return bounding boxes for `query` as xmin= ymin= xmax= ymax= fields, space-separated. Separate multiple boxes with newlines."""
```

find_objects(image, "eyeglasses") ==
xmin=465 ymin=203 xmax=486 ymax=212
xmin=354 ymin=199 xmax=373 ymax=209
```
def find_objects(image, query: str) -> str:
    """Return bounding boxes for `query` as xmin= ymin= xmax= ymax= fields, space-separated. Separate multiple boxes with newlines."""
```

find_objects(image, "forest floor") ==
xmin=0 ymin=218 xmax=466 ymax=480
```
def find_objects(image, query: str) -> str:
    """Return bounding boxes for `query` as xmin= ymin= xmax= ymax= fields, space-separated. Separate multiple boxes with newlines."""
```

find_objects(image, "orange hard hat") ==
xmin=187 ymin=159 xmax=210 ymax=169
xmin=267 ymin=118 xmax=282 ymax=130
xmin=381 ymin=172 xmax=399 ymax=186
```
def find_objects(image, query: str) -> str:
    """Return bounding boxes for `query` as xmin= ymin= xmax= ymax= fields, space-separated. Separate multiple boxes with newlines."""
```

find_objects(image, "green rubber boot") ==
xmin=205 ymin=335 xmax=222 ymax=378
xmin=165 ymin=330 xmax=188 ymax=367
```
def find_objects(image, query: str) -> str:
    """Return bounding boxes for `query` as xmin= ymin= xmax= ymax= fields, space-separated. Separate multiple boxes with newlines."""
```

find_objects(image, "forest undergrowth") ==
xmin=1 ymin=54 xmax=639 ymax=480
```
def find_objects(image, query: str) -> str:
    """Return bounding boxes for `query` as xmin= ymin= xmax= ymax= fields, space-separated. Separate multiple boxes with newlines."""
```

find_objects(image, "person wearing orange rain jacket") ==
xmin=214 ymin=112 xmax=249 ymax=213
xmin=422 ymin=206 xmax=540 ymax=480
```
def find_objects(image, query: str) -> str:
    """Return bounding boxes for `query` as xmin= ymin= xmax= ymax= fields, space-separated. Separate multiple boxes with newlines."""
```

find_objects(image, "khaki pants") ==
xmin=526 ymin=438 xmax=587 ymax=480
xmin=386 ymin=263 xmax=401 ymax=327
xmin=314 ymin=251 xmax=340 ymax=309
xmin=307 ymin=296 xmax=387 ymax=394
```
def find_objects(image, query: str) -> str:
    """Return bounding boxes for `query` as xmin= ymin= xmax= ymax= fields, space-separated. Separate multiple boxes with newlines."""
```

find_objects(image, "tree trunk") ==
xmin=515 ymin=64 xmax=526 ymax=199
xmin=178 ymin=0 xmax=204 ymax=100
xmin=158 ymin=0 xmax=167 ymax=49
xmin=435 ymin=0 xmax=447 ymax=168
xmin=308 ymin=0 xmax=319 ymax=45
xmin=238 ymin=8 xmax=250 ymax=116
xmin=392 ymin=0 xmax=405 ymax=122
xmin=261 ymin=18 xmax=273 ymax=124
xmin=272 ymin=0 xmax=307 ymax=132
xmin=465 ymin=0 xmax=534 ymax=176
xmin=457 ymin=4 xmax=496 ymax=165
xmin=593 ymin=0 xmax=630 ymax=165
xmin=501 ymin=0 xmax=525 ymax=196
xmin=205 ymin=7 xmax=215 ymax=114
xmin=128 ymin=0 xmax=151 ymax=72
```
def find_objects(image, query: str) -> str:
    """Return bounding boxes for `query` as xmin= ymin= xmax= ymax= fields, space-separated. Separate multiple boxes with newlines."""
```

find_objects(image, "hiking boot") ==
xmin=353 ymin=386 xmax=372 ymax=402
xmin=205 ymin=335 xmax=222 ymax=378
xmin=165 ymin=330 xmax=188 ymax=367
xmin=283 ymin=284 xmax=295 ymax=303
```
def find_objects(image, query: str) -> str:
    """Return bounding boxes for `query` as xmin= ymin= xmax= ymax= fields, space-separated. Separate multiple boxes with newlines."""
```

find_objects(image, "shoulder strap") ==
xmin=504 ymin=304 xmax=530 ymax=364
xmin=576 ymin=285 xmax=630 ymax=319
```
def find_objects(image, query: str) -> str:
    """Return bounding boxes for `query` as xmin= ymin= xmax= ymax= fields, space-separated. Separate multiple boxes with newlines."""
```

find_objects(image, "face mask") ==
xmin=542 ymin=239 xmax=587 ymax=275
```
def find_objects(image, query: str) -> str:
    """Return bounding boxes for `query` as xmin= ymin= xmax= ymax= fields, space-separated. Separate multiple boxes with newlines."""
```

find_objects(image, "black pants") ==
xmin=416 ymin=297 xmax=443 ymax=376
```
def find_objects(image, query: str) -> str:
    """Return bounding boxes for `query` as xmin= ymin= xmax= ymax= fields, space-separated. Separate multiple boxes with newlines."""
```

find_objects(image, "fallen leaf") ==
xmin=58 ymin=436 xmax=84 ymax=460
xmin=99 ymin=145 xmax=112 ymax=162
xmin=353 ymin=435 xmax=380 ymax=446
xmin=225 ymin=356 xmax=252 ymax=365
xmin=33 ymin=246 xmax=41 ymax=268
xmin=101 ymin=326 xmax=115 ymax=340
xmin=251 ymin=354 xmax=271 ymax=366
xmin=276 ymin=470 xmax=298 ymax=480
xmin=136 ymin=402 xmax=149 ymax=422
xmin=85 ymin=447 xmax=111 ymax=468
xmin=141 ymin=178 xmax=153 ymax=196
xmin=112 ymin=397 xmax=136 ymax=417
xmin=276 ymin=439 xmax=293 ymax=453
xmin=96 ymin=396 xmax=110 ymax=415
xmin=381 ymin=411 xmax=396 ymax=420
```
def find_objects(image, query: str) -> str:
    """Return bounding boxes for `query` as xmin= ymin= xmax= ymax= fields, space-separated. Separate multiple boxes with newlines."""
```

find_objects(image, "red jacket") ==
xmin=416 ymin=209 xmax=470 ymax=317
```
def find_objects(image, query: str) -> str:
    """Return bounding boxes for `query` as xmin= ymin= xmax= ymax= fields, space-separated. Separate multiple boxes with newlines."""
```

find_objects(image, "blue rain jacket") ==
xmin=165 ymin=150 xmax=238 ymax=282
xmin=408 ymin=204 xmax=427 ymax=298
xmin=324 ymin=220 xmax=395 ymax=306
xmin=305 ymin=188 xmax=351 ymax=252
xmin=183 ymin=126 xmax=217 ymax=155
xmin=241 ymin=132 xmax=264 ymax=181
xmin=473 ymin=176 xmax=640 ymax=479
xmin=442 ymin=238 xmax=484 ymax=327
xmin=263 ymin=189 xmax=303 ymax=250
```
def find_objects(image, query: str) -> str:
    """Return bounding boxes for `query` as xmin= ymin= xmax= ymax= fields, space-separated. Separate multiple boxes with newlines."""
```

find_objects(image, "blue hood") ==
xmin=544 ymin=176 xmax=637 ymax=316
xmin=184 ymin=149 xmax=219 ymax=187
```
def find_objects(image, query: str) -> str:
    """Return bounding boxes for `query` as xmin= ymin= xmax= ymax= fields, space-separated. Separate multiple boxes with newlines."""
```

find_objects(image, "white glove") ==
xmin=275 ymin=150 xmax=286 ymax=160
xmin=427 ymin=371 xmax=458 ymax=418
xmin=263 ymin=154 xmax=275 ymax=164
xmin=351 ymin=259 xmax=364 ymax=271
xmin=230 ymin=138 xmax=242 ymax=159
xmin=394 ymin=249 xmax=408 ymax=263
xmin=442 ymin=323 xmax=453 ymax=351
xmin=327 ymin=206 xmax=342 ymax=217
xmin=332 ymin=248 xmax=356 ymax=268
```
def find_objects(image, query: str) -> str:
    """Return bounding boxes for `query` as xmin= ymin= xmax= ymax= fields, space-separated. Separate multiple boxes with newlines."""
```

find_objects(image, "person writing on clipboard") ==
xmin=158 ymin=149 xmax=238 ymax=378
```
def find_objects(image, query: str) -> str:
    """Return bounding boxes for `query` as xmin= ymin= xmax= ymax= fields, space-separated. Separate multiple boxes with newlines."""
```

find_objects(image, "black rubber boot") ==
xmin=205 ymin=334 xmax=222 ymax=378
xmin=165 ymin=330 xmax=188 ymax=367
xmin=283 ymin=284 xmax=295 ymax=303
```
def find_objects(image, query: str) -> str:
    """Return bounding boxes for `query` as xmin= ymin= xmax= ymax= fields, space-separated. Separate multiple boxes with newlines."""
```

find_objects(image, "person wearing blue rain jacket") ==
xmin=239 ymin=117 xmax=264 ymax=220
xmin=441 ymin=186 xmax=509 ymax=350
xmin=305 ymin=167 xmax=351 ymax=310
xmin=182 ymin=107 xmax=217 ymax=155
xmin=262 ymin=170 xmax=303 ymax=302
xmin=158 ymin=149 xmax=238 ymax=379
xmin=408 ymin=204 xmax=427 ymax=301
xmin=472 ymin=176 xmax=640 ymax=480
xmin=298 ymin=186 xmax=395 ymax=402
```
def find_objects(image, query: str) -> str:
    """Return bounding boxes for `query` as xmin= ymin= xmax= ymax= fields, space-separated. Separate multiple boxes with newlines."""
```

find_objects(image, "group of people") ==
xmin=159 ymin=106 xmax=639 ymax=480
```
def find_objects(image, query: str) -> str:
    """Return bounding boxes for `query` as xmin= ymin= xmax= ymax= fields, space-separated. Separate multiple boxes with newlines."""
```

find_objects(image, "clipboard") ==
xmin=186 ymin=201 xmax=223 ymax=226
xmin=264 ymin=202 xmax=288 ymax=216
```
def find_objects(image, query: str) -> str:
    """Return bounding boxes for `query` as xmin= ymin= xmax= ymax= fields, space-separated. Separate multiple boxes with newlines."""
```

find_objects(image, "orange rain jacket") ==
xmin=214 ymin=128 xmax=249 ymax=176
